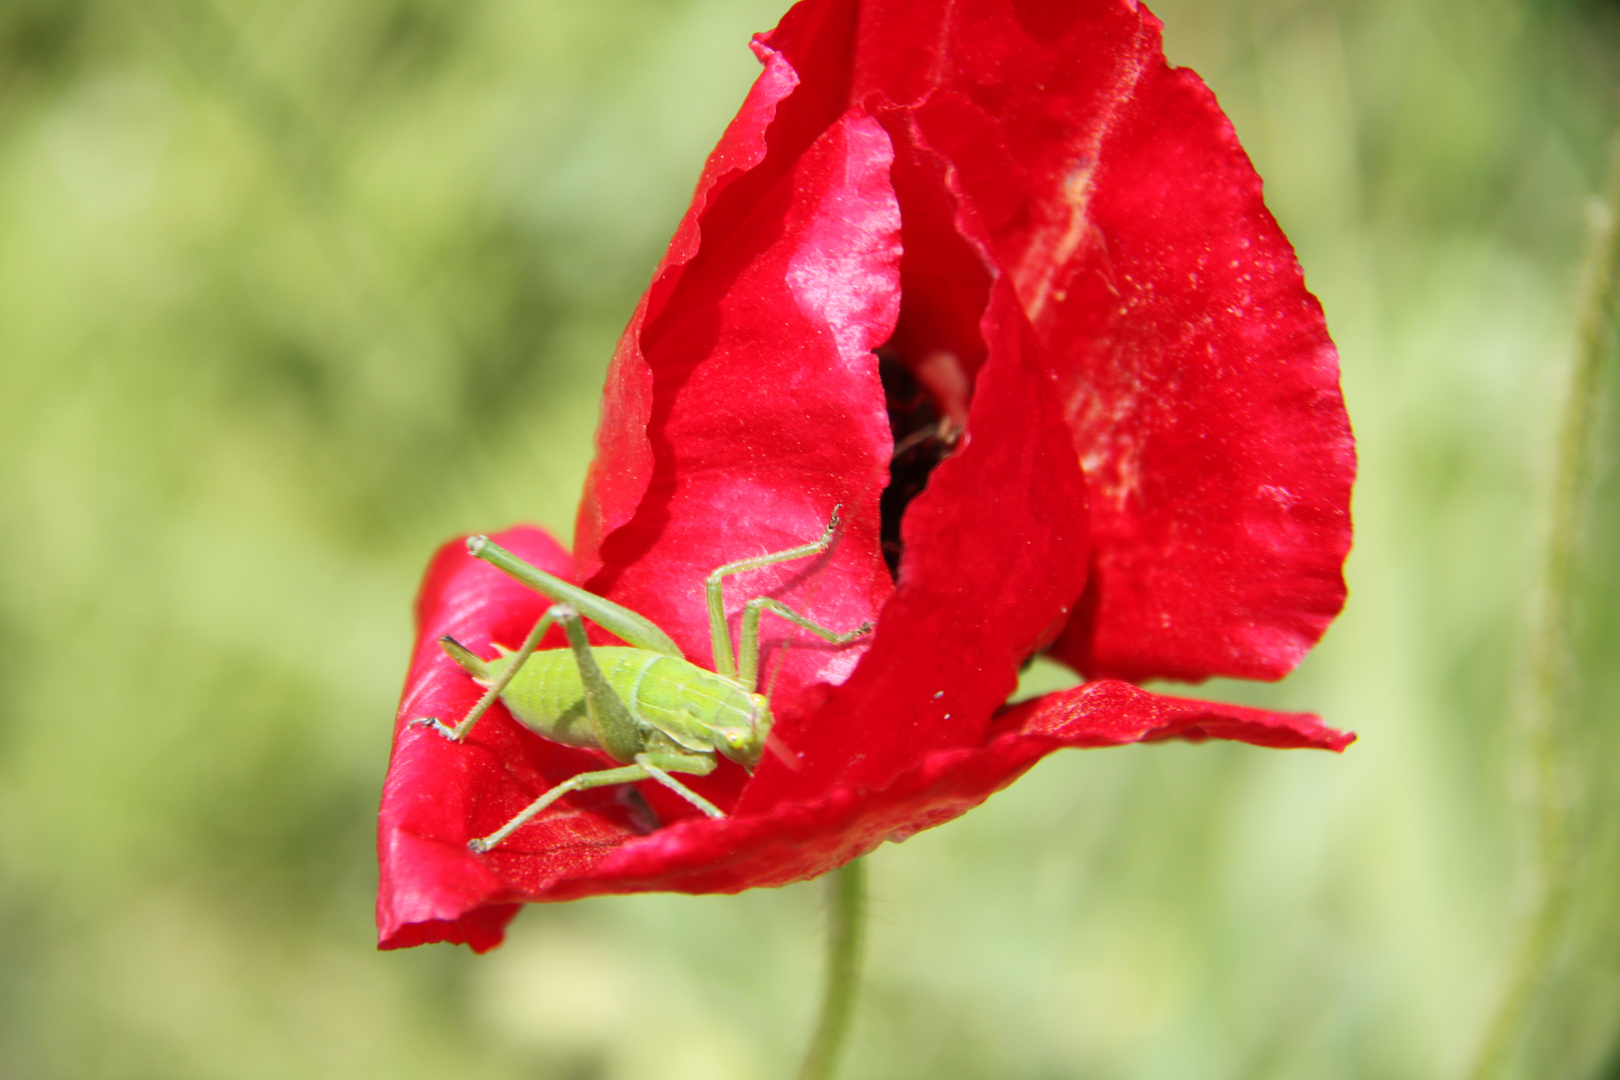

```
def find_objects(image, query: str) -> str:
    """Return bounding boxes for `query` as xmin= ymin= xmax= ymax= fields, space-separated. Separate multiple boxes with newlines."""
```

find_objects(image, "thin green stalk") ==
xmin=796 ymin=858 xmax=868 ymax=1080
xmin=1467 ymin=134 xmax=1620 ymax=1080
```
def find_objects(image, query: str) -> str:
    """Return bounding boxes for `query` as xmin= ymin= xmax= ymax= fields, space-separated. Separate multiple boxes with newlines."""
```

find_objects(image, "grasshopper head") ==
xmin=713 ymin=692 xmax=772 ymax=771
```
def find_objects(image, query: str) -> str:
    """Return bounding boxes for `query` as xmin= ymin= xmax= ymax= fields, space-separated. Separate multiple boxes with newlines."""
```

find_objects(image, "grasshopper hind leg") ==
xmin=410 ymin=607 xmax=560 ymax=742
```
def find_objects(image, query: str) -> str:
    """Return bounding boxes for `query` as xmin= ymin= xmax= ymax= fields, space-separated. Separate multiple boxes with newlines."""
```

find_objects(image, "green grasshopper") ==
xmin=413 ymin=509 xmax=872 ymax=852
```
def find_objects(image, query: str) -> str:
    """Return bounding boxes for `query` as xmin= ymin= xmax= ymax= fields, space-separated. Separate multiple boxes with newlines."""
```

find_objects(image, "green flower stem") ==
xmin=1468 ymin=134 xmax=1620 ymax=1080
xmin=796 ymin=857 xmax=868 ymax=1080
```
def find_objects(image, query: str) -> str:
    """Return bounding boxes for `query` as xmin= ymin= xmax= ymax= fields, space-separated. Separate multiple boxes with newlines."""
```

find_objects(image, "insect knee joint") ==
xmin=409 ymin=716 xmax=460 ymax=741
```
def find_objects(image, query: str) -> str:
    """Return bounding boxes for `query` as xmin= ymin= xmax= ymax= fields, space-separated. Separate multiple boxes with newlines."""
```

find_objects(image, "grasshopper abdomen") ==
xmin=443 ymin=640 xmax=770 ymax=768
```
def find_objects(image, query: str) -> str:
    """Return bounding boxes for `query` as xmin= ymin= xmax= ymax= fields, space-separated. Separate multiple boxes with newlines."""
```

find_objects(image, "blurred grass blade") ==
xmin=1469 ymin=133 xmax=1620 ymax=1080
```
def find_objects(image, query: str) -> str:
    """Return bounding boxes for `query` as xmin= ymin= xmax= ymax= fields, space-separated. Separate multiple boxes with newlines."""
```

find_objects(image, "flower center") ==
xmin=878 ymin=349 xmax=961 ymax=577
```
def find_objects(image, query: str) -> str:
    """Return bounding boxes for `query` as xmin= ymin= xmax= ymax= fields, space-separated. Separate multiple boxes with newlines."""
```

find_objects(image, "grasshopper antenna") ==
xmin=752 ymin=504 xmax=857 ymax=775
xmin=763 ymin=728 xmax=804 ymax=771
xmin=756 ymin=624 xmax=806 ymax=771
xmin=762 ymin=639 xmax=791 ymax=701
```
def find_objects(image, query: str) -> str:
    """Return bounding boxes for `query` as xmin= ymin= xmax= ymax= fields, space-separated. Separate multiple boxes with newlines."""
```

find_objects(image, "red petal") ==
xmin=574 ymin=36 xmax=805 ymax=585
xmin=778 ymin=0 xmax=1356 ymax=681
xmin=1025 ymin=30 xmax=1354 ymax=682
xmin=575 ymin=13 xmax=882 ymax=589
xmin=576 ymin=107 xmax=902 ymax=730
xmin=994 ymin=679 xmax=1356 ymax=752
xmin=508 ymin=681 xmax=1350 ymax=902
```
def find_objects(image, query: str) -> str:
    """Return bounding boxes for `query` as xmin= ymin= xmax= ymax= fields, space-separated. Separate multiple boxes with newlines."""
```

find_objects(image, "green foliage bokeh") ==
xmin=0 ymin=1 xmax=1616 ymax=1077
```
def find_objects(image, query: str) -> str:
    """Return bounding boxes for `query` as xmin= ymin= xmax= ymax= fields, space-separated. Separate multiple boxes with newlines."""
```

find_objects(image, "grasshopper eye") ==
xmin=712 ymin=718 xmax=767 ymax=767
xmin=715 ymin=726 xmax=763 ymax=769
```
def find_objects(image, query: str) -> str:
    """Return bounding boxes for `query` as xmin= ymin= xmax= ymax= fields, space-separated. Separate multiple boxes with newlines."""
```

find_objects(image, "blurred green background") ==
xmin=0 ymin=0 xmax=1617 ymax=1077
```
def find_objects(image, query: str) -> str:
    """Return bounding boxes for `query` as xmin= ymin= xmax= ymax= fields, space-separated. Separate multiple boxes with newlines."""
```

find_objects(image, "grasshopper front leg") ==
xmin=736 ymin=598 xmax=873 ymax=692
xmin=703 ymin=509 xmax=875 ymax=691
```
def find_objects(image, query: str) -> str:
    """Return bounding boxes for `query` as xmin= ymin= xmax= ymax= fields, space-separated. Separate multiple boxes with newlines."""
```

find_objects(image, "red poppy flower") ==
xmin=377 ymin=0 xmax=1355 ymax=953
